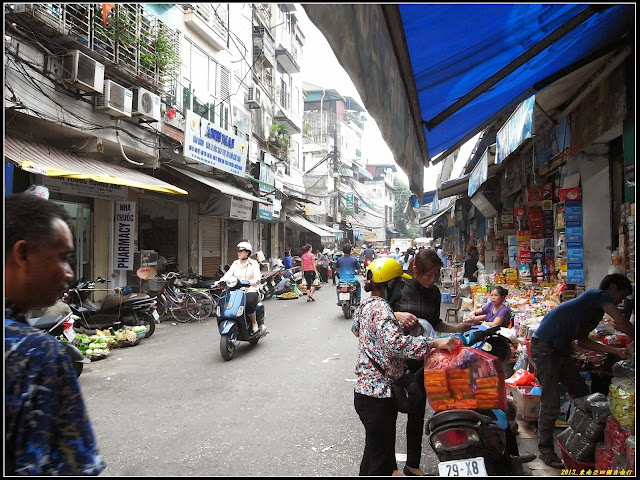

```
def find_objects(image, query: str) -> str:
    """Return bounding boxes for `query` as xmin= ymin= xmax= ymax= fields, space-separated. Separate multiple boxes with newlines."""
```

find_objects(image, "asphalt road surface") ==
xmin=80 ymin=281 xmax=552 ymax=476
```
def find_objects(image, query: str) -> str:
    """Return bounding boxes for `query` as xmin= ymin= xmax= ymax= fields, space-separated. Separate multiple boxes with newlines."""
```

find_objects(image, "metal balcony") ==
xmin=6 ymin=4 xmax=178 ymax=99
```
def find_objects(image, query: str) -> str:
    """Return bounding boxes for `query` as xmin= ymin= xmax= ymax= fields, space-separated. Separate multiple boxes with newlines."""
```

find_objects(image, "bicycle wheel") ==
xmin=186 ymin=291 xmax=214 ymax=321
xmin=169 ymin=291 xmax=192 ymax=323
xmin=156 ymin=292 xmax=169 ymax=319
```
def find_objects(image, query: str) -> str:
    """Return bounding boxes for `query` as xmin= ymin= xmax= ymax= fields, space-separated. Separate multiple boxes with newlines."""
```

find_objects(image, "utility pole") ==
xmin=332 ymin=129 xmax=339 ymax=225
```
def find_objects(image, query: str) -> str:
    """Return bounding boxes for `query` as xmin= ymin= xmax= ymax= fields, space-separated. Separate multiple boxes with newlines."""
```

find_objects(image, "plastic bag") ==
xmin=582 ymin=420 xmax=606 ymax=442
xmin=557 ymin=427 xmax=575 ymax=448
xmin=590 ymin=401 xmax=611 ymax=425
xmin=626 ymin=436 xmax=635 ymax=472
xmin=505 ymin=369 xmax=536 ymax=387
xmin=569 ymin=408 xmax=589 ymax=432
xmin=595 ymin=443 xmax=612 ymax=471
xmin=612 ymin=358 xmax=635 ymax=378
xmin=566 ymin=431 xmax=596 ymax=463
xmin=513 ymin=346 xmax=528 ymax=371
xmin=609 ymin=378 xmax=635 ymax=429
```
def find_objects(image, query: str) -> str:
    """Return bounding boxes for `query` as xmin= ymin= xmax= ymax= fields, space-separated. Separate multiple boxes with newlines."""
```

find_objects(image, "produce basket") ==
xmin=116 ymin=338 xmax=140 ymax=348
xmin=148 ymin=276 xmax=166 ymax=292
xmin=87 ymin=352 xmax=109 ymax=361
xmin=277 ymin=292 xmax=299 ymax=300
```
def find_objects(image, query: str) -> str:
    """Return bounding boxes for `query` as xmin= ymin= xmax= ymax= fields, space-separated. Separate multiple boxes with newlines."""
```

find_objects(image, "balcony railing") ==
xmin=8 ymin=4 xmax=178 ymax=99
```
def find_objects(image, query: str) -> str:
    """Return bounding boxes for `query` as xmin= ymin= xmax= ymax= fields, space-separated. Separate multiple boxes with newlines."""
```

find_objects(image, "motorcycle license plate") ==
xmin=151 ymin=310 xmax=160 ymax=321
xmin=437 ymin=457 xmax=487 ymax=477
xmin=339 ymin=293 xmax=351 ymax=300
xmin=63 ymin=327 xmax=76 ymax=342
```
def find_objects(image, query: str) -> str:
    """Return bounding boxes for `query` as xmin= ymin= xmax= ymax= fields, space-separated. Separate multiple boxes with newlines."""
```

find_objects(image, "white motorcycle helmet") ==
xmin=237 ymin=241 xmax=252 ymax=254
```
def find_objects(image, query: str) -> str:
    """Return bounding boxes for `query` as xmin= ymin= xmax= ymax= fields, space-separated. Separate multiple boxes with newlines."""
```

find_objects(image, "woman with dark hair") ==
xmin=391 ymin=249 xmax=479 ymax=475
xmin=352 ymin=257 xmax=458 ymax=476
xmin=300 ymin=244 xmax=318 ymax=302
xmin=463 ymin=247 xmax=480 ymax=283
xmin=467 ymin=286 xmax=511 ymax=327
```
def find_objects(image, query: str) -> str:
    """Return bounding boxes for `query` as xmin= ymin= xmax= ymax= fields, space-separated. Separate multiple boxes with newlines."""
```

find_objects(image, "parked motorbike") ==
xmin=258 ymin=267 xmax=284 ymax=300
xmin=425 ymin=325 xmax=532 ymax=476
xmin=65 ymin=278 xmax=158 ymax=338
xmin=336 ymin=281 xmax=359 ymax=319
xmin=26 ymin=312 xmax=90 ymax=377
xmin=215 ymin=277 xmax=267 ymax=361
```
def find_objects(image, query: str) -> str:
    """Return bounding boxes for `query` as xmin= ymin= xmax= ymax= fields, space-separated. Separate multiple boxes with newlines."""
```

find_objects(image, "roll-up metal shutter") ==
xmin=200 ymin=216 xmax=222 ymax=276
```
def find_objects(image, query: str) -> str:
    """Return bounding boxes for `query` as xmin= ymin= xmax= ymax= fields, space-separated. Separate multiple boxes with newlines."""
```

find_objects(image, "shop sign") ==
xmin=259 ymin=163 xmax=275 ymax=194
xmin=496 ymin=96 xmax=535 ymax=164
xmin=114 ymin=201 xmax=135 ymax=270
xmin=468 ymin=149 xmax=488 ymax=197
xmin=229 ymin=197 xmax=252 ymax=221
xmin=185 ymin=110 xmax=248 ymax=177
xmin=345 ymin=192 xmax=355 ymax=212
xmin=43 ymin=176 xmax=128 ymax=201
xmin=256 ymin=202 xmax=274 ymax=222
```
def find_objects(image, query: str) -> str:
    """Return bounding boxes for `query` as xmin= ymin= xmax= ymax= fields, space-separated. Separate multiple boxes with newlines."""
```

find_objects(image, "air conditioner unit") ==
xmin=246 ymin=86 xmax=261 ymax=109
xmin=132 ymin=87 xmax=161 ymax=122
xmin=61 ymin=50 xmax=105 ymax=94
xmin=95 ymin=80 xmax=132 ymax=117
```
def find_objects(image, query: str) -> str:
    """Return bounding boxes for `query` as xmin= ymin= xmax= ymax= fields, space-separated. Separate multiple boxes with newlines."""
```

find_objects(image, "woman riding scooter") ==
xmin=218 ymin=241 xmax=264 ymax=335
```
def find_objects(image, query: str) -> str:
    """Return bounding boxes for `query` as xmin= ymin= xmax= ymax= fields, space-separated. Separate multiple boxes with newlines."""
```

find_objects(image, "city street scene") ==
xmin=4 ymin=3 xmax=635 ymax=477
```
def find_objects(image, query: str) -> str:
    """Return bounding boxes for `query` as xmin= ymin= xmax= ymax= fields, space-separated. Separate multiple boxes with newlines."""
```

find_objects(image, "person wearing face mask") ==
xmin=390 ymin=249 xmax=479 ymax=476
xmin=351 ymin=257 xmax=459 ymax=476
xmin=218 ymin=241 xmax=263 ymax=335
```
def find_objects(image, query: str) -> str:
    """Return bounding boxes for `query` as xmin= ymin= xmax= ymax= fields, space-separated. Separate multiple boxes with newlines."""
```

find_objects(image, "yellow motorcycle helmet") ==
xmin=366 ymin=257 xmax=412 ymax=284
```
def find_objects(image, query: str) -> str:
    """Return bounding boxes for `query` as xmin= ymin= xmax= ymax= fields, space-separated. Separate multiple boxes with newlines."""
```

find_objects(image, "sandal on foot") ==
xmin=403 ymin=465 xmax=424 ymax=476
xmin=539 ymin=452 xmax=564 ymax=469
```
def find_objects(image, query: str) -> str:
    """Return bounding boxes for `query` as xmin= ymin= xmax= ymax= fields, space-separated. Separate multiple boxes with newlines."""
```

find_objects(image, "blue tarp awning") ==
xmin=303 ymin=4 xmax=634 ymax=197
xmin=409 ymin=189 xmax=437 ymax=209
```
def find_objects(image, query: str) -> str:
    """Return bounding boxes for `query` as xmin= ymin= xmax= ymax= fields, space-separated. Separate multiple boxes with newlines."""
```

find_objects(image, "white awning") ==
xmin=288 ymin=215 xmax=334 ymax=237
xmin=169 ymin=166 xmax=271 ymax=204
xmin=5 ymin=135 xmax=187 ymax=195
xmin=420 ymin=205 xmax=454 ymax=228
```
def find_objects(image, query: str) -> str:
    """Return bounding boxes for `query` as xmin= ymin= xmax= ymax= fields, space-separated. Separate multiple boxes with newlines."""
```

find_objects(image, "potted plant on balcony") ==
xmin=268 ymin=123 xmax=290 ymax=162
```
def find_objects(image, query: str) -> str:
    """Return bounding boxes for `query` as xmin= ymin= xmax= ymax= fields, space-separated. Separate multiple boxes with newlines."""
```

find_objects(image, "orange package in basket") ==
xmin=423 ymin=346 xmax=507 ymax=412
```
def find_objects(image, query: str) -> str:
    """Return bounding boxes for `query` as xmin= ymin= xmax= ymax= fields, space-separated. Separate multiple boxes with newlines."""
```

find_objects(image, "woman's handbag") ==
xmin=365 ymin=351 xmax=425 ymax=413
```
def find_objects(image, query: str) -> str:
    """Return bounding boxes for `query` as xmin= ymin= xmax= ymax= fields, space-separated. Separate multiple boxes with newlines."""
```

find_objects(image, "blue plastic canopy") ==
xmin=398 ymin=3 xmax=634 ymax=159
xmin=303 ymin=4 xmax=634 ymax=196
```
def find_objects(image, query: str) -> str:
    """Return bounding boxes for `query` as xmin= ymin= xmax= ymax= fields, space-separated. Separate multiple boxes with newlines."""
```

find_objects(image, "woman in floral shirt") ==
xmin=351 ymin=258 xmax=458 ymax=476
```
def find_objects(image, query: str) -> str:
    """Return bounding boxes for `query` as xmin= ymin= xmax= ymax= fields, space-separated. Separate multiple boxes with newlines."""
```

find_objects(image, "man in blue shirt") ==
xmin=531 ymin=274 xmax=633 ymax=469
xmin=336 ymin=244 xmax=362 ymax=303
xmin=5 ymin=193 xmax=105 ymax=475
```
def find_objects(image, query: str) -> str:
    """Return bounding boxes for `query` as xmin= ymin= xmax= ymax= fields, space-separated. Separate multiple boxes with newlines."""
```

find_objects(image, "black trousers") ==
xmin=530 ymin=337 xmax=589 ymax=453
xmin=354 ymin=392 xmax=398 ymax=476
xmin=318 ymin=266 xmax=328 ymax=283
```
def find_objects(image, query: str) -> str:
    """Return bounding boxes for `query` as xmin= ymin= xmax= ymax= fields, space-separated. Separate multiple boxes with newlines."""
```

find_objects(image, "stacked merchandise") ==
xmin=424 ymin=345 xmax=506 ymax=413
xmin=556 ymin=393 xmax=610 ymax=468
xmin=618 ymin=202 xmax=635 ymax=283
xmin=526 ymin=183 xmax=554 ymax=284
xmin=564 ymin=201 xmax=584 ymax=284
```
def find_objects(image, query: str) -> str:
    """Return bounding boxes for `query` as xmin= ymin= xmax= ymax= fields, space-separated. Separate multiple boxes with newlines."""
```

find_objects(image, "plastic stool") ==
xmin=441 ymin=292 xmax=452 ymax=303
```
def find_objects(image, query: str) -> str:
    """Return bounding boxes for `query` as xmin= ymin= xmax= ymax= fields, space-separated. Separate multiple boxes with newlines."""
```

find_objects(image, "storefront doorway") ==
xmin=54 ymin=201 xmax=92 ymax=280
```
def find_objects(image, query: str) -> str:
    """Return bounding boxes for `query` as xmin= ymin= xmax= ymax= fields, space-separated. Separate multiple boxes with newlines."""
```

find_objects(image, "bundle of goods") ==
xmin=608 ymin=377 xmax=635 ymax=430
xmin=595 ymin=415 xmax=634 ymax=472
xmin=424 ymin=344 xmax=506 ymax=412
xmin=556 ymin=392 xmax=610 ymax=466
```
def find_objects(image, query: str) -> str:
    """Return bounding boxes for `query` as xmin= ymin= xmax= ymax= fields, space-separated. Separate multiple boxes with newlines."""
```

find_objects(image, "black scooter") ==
xmin=65 ymin=278 xmax=158 ymax=337
xmin=26 ymin=312 xmax=90 ymax=377
xmin=425 ymin=326 xmax=533 ymax=476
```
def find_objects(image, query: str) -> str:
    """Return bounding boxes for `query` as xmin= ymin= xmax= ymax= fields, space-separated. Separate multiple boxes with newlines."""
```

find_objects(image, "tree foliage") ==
xmin=393 ymin=179 xmax=420 ymax=238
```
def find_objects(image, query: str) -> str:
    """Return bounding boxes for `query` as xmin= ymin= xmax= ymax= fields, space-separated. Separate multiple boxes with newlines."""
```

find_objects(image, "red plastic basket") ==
xmin=558 ymin=440 xmax=595 ymax=471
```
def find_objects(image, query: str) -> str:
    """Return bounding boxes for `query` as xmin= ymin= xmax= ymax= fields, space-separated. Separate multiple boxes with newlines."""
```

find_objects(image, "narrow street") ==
xmin=80 ymin=282 xmax=556 ymax=476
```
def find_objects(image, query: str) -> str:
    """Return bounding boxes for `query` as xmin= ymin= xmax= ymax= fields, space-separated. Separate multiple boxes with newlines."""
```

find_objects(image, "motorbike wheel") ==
xmin=220 ymin=325 xmax=238 ymax=361
xmin=135 ymin=312 xmax=156 ymax=338
xmin=342 ymin=303 xmax=352 ymax=319
xmin=185 ymin=291 xmax=214 ymax=321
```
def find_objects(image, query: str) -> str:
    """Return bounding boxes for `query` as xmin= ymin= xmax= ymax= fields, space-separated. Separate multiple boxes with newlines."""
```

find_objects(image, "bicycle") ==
xmin=153 ymin=272 xmax=214 ymax=322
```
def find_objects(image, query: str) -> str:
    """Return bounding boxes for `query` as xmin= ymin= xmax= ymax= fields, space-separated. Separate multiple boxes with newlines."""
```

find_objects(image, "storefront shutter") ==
xmin=200 ymin=216 xmax=222 ymax=276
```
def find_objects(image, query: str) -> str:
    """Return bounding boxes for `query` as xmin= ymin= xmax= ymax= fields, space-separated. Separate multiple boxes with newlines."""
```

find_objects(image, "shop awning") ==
xmin=303 ymin=4 xmax=634 ymax=197
xmin=421 ymin=205 xmax=454 ymax=228
xmin=169 ymin=166 xmax=271 ymax=205
xmin=314 ymin=222 xmax=343 ymax=234
xmin=5 ymin=135 xmax=187 ymax=195
xmin=288 ymin=214 xmax=334 ymax=237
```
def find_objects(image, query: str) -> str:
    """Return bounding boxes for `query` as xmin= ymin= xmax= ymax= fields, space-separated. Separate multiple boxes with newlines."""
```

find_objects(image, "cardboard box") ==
xmin=508 ymin=385 xmax=541 ymax=420
xmin=559 ymin=187 xmax=581 ymax=201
